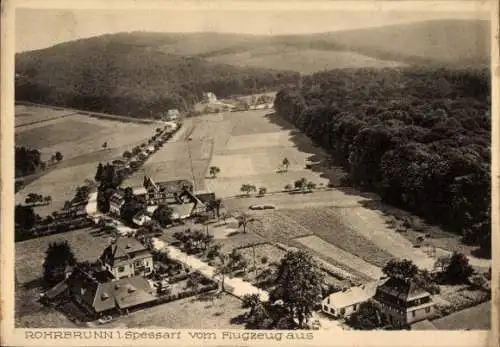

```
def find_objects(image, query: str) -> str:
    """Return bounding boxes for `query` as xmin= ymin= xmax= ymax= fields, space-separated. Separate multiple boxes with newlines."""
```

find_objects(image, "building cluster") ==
xmin=42 ymin=238 xmax=157 ymax=318
xmin=108 ymin=175 xmax=216 ymax=227
xmin=322 ymin=276 xmax=436 ymax=327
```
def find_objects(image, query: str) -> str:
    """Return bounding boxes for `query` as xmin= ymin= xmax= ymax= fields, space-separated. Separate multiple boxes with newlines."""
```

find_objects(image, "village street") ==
xmin=85 ymin=212 xmax=344 ymax=330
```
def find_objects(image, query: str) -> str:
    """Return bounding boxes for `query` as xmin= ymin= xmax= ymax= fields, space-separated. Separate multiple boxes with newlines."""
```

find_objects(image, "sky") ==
xmin=15 ymin=5 xmax=490 ymax=53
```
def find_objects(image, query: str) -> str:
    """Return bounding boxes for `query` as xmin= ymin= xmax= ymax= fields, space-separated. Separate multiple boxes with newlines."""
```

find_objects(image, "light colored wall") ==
xmin=111 ymin=255 xmax=154 ymax=279
xmin=407 ymin=305 xmax=435 ymax=324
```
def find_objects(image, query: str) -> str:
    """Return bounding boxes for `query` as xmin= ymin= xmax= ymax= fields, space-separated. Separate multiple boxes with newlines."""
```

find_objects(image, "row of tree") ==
xmin=274 ymin=67 xmax=491 ymax=257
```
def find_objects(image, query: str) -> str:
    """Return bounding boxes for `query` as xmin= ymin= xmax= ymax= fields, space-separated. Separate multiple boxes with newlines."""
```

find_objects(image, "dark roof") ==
xmin=44 ymin=279 xmax=69 ymax=299
xmin=94 ymin=276 xmax=155 ymax=312
xmin=157 ymin=179 xmax=193 ymax=193
xmin=195 ymin=192 xmax=216 ymax=203
xmin=67 ymin=267 xmax=155 ymax=313
xmin=109 ymin=191 xmax=125 ymax=204
xmin=100 ymin=237 xmax=150 ymax=267
xmin=376 ymin=277 xmax=430 ymax=301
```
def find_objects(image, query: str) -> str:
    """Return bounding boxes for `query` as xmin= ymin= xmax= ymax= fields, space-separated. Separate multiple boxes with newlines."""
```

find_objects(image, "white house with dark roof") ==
xmin=99 ymin=238 xmax=154 ymax=280
xmin=373 ymin=277 xmax=436 ymax=326
xmin=322 ymin=279 xmax=386 ymax=318
xmin=109 ymin=191 xmax=125 ymax=216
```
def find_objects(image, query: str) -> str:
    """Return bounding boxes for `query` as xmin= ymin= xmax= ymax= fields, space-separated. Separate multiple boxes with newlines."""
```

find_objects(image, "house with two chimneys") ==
xmin=42 ymin=237 xmax=156 ymax=319
xmin=322 ymin=276 xmax=436 ymax=327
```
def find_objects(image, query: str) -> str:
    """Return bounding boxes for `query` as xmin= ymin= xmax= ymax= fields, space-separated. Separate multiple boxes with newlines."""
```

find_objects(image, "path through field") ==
xmin=150 ymin=237 xmax=344 ymax=331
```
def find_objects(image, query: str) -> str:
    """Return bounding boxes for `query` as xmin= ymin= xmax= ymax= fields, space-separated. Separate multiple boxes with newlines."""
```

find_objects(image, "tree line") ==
xmin=273 ymin=67 xmax=491 ymax=257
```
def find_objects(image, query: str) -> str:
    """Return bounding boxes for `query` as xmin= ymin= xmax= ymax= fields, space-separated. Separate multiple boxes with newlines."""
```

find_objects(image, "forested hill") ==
xmin=15 ymin=34 xmax=299 ymax=118
xmin=285 ymin=19 xmax=491 ymax=67
xmin=274 ymin=67 xmax=491 ymax=257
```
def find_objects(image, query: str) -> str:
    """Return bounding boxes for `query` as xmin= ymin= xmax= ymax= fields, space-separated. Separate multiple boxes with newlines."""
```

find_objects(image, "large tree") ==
xmin=236 ymin=212 xmax=258 ymax=233
xmin=42 ymin=241 xmax=77 ymax=288
xmin=382 ymin=259 xmax=418 ymax=279
xmin=152 ymin=204 xmax=173 ymax=227
xmin=346 ymin=300 xmax=390 ymax=330
xmin=209 ymin=166 xmax=221 ymax=178
xmin=271 ymin=250 xmax=324 ymax=328
xmin=441 ymin=252 xmax=474 ymax=284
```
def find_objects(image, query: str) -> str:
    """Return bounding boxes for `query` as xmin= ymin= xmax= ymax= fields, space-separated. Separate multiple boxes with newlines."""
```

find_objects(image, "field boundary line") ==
xmin=15 ymin=112 xmax=79 ymax=128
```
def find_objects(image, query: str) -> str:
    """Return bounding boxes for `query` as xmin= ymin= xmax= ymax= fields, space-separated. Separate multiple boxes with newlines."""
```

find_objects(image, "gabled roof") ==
xmin=195 ymin=191 xmax=216 ymax=204
xmin=376 ymin=277 xmax=430 ymax=301
xmin=44 ymin=279 xmax=69 ymax=300
xmin=132 ymin=187 xmax=148 ymax=196
xmin=93 ymin=276 xmax=155 ymax=313
xmin=171 ymin=203 xmax=195 ymax=219
xmin=100 ymin=237 xmax=150 ymax=266
xmin=323 ymin=279 xmax=386 ymax=309
xmin=109 ymin=191 xmax=125 ymax=204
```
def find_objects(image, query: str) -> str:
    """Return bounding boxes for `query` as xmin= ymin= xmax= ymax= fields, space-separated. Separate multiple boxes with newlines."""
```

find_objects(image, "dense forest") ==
xmin=274 ymin=67 xmax=491 ymax=256
xmin=15 ymin=33 xmax=299 ymax=118
xmin=15 ymin=146 xmax=43 ymax=177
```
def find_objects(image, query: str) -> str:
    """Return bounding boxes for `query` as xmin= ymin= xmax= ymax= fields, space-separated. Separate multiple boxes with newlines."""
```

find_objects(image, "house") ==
xmin=143 ymin=175 xmax=193 ymax=205
xmin=65 ymin=266 xmax=155 ymax=318
xmin=163 ymin=121 xmax=178 ymax=131
xmin=133 ymin=187 xmax=148 ymax=202
xmin=373 ymin=277 xmax=436 ymax=327
xmin=170 ymin=203 xmax=196 ymax=221
xmin=109 ymin=191 xmax=125 ymax=216
xmin=322 ymin=280 xmax=384 ymax=318
xmin=132 ymin=210 xmax=152 ymax=227
xmin=166 ymin=109 xmax=180 ymax=121
xmin=203 ymin=92 xmax=217 ymax=104
xmin=99 ymin=237 xmax=154 ymax=280
xmin=112 ymin=159 xmax=126 ymax=168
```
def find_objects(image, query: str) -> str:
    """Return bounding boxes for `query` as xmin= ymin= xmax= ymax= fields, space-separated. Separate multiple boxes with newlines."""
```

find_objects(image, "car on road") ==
xmin=249 ymin=204 xmax=276 ymax=210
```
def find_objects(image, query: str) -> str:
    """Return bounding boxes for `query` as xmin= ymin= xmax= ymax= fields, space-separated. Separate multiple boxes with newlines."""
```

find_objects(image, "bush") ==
xmin=261 ymin=256 xmax=268 ymax=264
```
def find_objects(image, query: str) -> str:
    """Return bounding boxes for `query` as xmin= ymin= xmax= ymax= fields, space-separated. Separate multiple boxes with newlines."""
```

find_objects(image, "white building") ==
xmin=321 ymin=279 xmax=386 ymax=319
xmin=203 ymin=92 xmax=217 ymax=104
xmin=166 ymin=109 xmax=180 ymax=120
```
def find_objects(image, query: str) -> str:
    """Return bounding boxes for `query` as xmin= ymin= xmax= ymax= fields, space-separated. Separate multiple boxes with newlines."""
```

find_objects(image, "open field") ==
xmin=15 ymin=106 xmax=157 ymax=216
xmin=15 ymin=162 xmax=98 ymax=216
xmin=294 ymin=235 xmax=383 ymax=280
xmin=432 ymin=301 xmax=491 ymax=330
xmin=15 ymin=227 xmax=109 ymax=327
xmin=15 ymin=105 xmax=77 ymax=128
xmin=102 ymin=292 xmax=246 ymax=329
xmin=206 ymin=46 xmax=407 ymax=74
xmin=205 ymin=110 xmax=335 ymax=197
xmin=122 ymin=116 xmax=232 ymax=190
xmin=280 ymin=208 xmax=394 ymax=268
xmin=16 ymin=113 xmax=158 ymax=162
xmin=15 ymin=227 xmax=107 ymax=284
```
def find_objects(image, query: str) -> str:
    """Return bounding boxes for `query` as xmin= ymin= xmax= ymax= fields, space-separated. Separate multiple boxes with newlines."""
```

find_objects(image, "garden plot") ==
xmin=279 ymin=208 xmax=394 ymax=268
xmin=248 ymin=211 xmax=313 ymax=241
xmin=294 ymin=235 xmax=383 ymax=280
xmin=237 ymin=243 xmax=286 ymax=270
xmin=331 ymin=207 xmax=435 ymax=269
